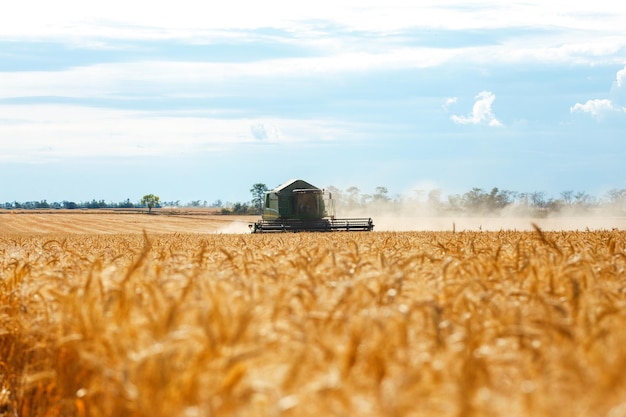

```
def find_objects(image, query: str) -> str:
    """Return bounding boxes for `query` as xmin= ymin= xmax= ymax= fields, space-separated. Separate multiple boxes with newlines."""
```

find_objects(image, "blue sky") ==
xmin=1 ymin=1 xmax=625 ymax=204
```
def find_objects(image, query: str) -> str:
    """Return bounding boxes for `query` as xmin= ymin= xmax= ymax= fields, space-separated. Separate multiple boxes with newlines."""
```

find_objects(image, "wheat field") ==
xmin=1 ymin=227 xmax=626 ymax=416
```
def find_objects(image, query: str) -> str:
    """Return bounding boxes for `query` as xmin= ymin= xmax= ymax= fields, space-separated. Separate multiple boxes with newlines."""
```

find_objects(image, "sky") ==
xmin=1 ymin=0 xmax=625 ymax=204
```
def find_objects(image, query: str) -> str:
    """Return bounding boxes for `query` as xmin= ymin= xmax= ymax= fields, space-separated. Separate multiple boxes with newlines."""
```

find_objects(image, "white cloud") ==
xmin=1 ymin=1 xmax=624 ymax=71
xmin=617 ymin=66 xmax=626 ymax=88
xmin=0 ymin=50 xmax=463 ymax=100
xmin=450 ymin=91 xmax=502 ymax=127
xmin=442 ymin=97 xmax=457 ymax=112
xmin=2 ymin=1 xmax=625 ymax=37
xmin=0 ymin=104 xmax=364 ymax=162
xmin=8 ymin=42 xmax=617 ymax=103
xmin=612 ymin=64 xmax=626 ymax=105
xmin=0 ymin=53 xmax=439 ymax=100
xmin=570 ymin=99 xmax=626 ymax=119
xmin=571 ymin=65 xmax=626 ymax=119
xmin=0 ymin=106 xmax=244 ymax=162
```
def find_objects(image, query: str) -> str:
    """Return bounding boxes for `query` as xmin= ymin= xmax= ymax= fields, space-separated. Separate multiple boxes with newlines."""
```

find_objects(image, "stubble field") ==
xmin=1 ymin=212 xmax=626 ymax=416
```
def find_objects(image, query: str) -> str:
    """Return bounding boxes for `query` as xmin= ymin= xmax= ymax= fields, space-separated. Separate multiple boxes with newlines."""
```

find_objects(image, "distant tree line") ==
xmin=2 ymin=199 xmax=137 ymax=210
xmin=323 ymin=186 xmax=626 ymax=216
xmin=2 ymin=186 xmax=625 ymax=216
xmin=220 ymin=202 xmax=257 ymax=215
xmin=218 ymin=184 xmax=626 ymax=216
xmin=218 ymin=183 xmax=269 ymax=215
xmin=1 ymin=197 xmax=177 ymax=211
xmin=0 ymin=197 xmax=259 ymax=214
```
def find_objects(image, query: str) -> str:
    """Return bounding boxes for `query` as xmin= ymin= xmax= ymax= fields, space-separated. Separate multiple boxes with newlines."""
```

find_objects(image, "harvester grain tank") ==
xmin=250 ymin=179 xmax=374 ymax=233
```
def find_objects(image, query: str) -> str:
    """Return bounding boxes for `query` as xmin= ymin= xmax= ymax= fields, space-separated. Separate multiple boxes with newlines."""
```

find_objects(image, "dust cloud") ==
xmin=336 ymin=204 xmax=626 ymax=232
xmin=214 ymin=205 xmax=626 ymax=234
xmin=371 ymin=215 xmax=626 ymax=232
xmin=213 ymin=221 xmax=253 ymax=234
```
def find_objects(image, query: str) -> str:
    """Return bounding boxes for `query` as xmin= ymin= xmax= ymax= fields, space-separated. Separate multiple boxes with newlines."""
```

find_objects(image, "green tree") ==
xmin=487 ymin=187 xmax=514 ymax=210
xmin=141 ymin=194 xmax=161 ymax=214
xmin=250 ymin=183 xmax=269 ymax=214
xmin=462 ymin=188 xmax=488 ymax=212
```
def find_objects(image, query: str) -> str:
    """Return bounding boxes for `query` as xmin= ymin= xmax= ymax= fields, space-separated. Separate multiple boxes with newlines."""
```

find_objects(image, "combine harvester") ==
xmin=250 ymin=179 xmax=374 ymax=233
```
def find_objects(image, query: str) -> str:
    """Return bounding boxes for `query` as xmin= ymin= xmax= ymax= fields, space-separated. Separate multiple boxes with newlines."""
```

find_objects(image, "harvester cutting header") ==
xmin=250 ymin=179 xmax=374 ymax=233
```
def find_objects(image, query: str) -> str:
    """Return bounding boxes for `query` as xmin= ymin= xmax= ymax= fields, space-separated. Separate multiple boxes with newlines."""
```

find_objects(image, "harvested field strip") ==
xmin=0 ymin=212 xmax=257 ymax=234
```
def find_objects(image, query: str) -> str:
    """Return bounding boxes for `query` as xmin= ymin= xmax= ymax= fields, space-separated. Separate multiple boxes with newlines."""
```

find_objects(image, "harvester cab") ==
xmin=251 ymin=179 xmax=374 ymax=233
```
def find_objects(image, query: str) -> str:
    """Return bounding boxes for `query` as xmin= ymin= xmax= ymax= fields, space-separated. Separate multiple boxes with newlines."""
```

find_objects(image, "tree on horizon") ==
xmin=250 ymin=183 xmax=269 ymax=214
xmin=141 ymin=194 xmax=160 ymax=214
